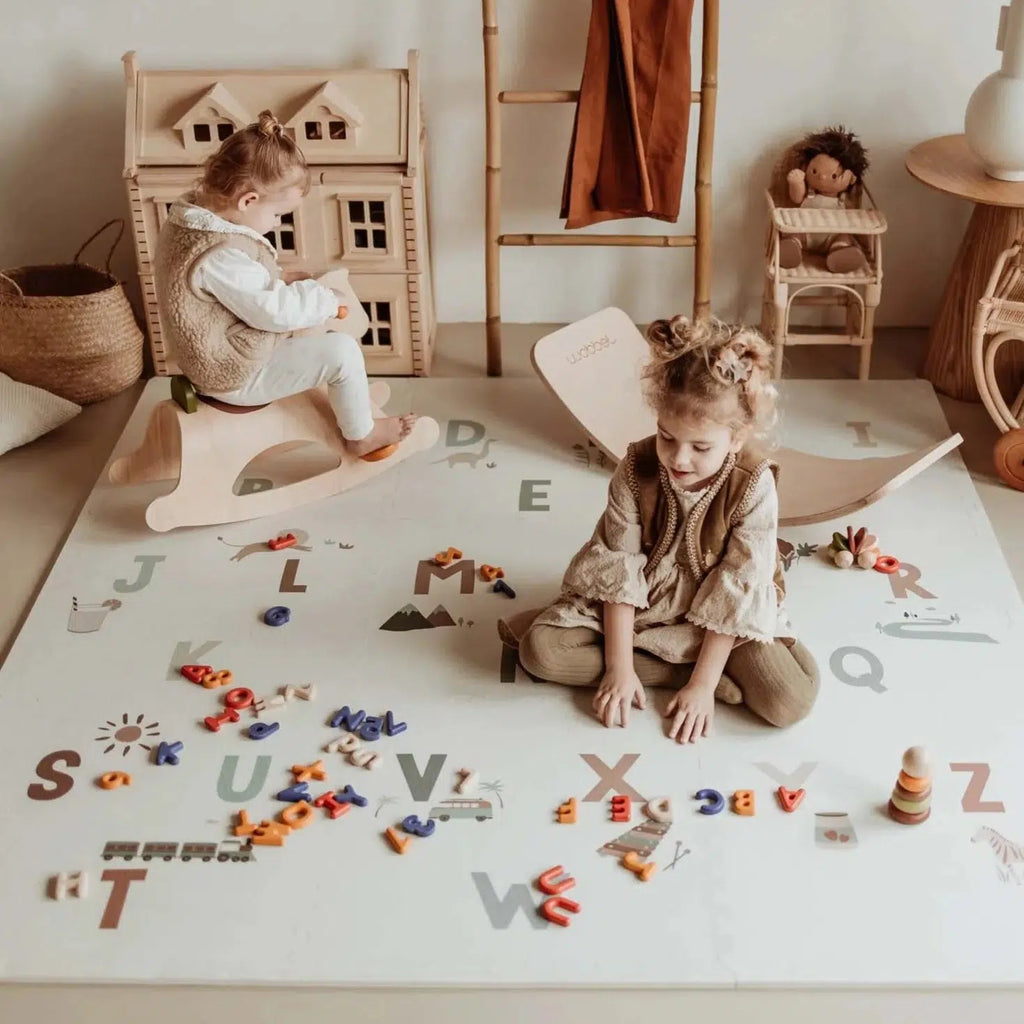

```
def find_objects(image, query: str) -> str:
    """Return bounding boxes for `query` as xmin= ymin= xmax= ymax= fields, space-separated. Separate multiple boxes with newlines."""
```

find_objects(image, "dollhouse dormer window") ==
xmin=172 ymin=84 xmax=252 ymax=156
xmin=304 ymin=119 xmax=347 ymax=141
xmin=285 ymin=82 xmax=363 ymax=148
xmin=192 ymin=121 xmax=234 ymax=144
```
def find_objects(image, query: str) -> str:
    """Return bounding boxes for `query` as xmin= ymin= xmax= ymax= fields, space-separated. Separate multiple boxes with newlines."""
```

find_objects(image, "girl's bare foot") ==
xmin=345 ymin=414 xmax=417 ymax=458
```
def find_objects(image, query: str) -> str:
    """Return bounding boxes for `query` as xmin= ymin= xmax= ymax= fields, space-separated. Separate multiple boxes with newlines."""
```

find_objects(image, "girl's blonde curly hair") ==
xmin=642 ymin=315 xmax=779 ymax=444
xmin=194 ymin=110 xmax=311 ymax=207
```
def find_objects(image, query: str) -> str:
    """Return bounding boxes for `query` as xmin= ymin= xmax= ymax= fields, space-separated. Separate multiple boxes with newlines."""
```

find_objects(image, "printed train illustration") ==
xmin=102 ymin=839 xmax=255 ymax=862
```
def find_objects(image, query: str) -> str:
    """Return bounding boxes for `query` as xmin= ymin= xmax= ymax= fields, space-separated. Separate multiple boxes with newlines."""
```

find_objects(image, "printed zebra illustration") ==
xmin=972 ymin=826 xmax=1024 ymax=884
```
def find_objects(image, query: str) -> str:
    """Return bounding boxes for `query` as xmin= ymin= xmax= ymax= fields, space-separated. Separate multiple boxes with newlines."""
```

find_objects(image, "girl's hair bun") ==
xmin=257 ymin=110 xmax=282 ymax=138
xmin=641 ymin=315 xmax=779 ymax=444
xmin=645 ymin=314 xmax=702 ymax=361
xmin=194 ymin=108 xmax=310 ymax=205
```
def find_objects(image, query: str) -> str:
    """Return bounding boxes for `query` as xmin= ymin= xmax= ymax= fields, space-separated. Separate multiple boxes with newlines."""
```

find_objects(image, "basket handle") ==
xmin=73 ymin=219 xmax=125 ymax=273
xmin=0 ymin=271 xmax=24 ymax=297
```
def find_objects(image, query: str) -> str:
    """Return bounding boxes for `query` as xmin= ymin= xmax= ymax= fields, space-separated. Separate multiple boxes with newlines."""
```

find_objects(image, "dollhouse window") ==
xmin=192 ymin=120 xmax=234 ymax=144
xmin=303 ymin=118 xmax=347 ymax=141
xmin=285 ymin=84 xmax=361 ymax=147
xmin=346 ymin=200 xmax=389 ymax=253
xmin=173 ymin=86 xmax=251 ymax=155
xmin=360 ymin=300 xmax=393 ymax=350
xmin=154 ymin=201 xmax=175 ymax=229
xmin=263 ymin=212 xmax=297 ymax=255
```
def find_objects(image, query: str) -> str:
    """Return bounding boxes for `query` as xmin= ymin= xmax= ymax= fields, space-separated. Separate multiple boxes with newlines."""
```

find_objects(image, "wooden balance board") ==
xmin=531 ymin=307 xmax=963 ymax=527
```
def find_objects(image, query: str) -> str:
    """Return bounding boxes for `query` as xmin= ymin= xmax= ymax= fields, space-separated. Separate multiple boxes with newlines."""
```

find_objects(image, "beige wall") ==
xmin=0 ymin=0 xmax=1004 ymax=326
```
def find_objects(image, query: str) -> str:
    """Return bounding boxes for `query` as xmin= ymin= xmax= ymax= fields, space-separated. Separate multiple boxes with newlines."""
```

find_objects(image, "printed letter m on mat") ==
xmin=414 ymin=560 xmax=475 ymax=595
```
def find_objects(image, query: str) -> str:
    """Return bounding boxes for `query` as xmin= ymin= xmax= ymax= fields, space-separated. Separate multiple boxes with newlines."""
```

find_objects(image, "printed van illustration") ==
xmin=427 ymin=798 xmax=493 ymax=822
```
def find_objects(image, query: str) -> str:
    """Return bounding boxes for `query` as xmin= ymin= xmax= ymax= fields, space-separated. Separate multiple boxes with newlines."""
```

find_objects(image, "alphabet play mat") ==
xmin=1 ymin=376 xmax=1021 ymax=988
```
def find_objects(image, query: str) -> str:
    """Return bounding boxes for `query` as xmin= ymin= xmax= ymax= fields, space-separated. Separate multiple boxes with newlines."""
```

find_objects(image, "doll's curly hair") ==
xmin=797 ymin=125 xmax=869 ymax=180
xmin=642 ymin=315 xmax=779 ymax=444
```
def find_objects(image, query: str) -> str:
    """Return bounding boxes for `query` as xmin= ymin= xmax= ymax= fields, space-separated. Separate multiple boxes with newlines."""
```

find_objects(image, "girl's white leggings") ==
xmin=204 ymin=332 xmax=375 ymax=440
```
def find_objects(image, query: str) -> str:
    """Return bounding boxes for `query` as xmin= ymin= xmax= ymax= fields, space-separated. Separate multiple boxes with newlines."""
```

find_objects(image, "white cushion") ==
xmin=0 ymin=372 xmax=81 ymax=456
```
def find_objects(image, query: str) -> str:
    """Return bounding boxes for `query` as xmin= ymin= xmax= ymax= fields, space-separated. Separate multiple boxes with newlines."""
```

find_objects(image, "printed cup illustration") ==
xmin=67 ymin=597 xmax=122 ymax=634
xmin=815 ymin=812 xmax=858 ymax=848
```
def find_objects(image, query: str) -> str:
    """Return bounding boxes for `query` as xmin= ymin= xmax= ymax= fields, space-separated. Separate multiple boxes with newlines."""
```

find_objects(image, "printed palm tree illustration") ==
xmin=797 ymin=542 xmax=819 ymax=559
xmin=481 ymin=780 xmax=505 ymax=808
xmin=374 ymin=795 xmax=398 ymax=818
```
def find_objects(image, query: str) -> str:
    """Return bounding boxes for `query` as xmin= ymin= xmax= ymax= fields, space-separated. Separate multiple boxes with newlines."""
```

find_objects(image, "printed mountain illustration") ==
xmin=379 ymin=604 xmax=435 ymax=632
xmin=427 ymin=604 xmax=457 ymax=627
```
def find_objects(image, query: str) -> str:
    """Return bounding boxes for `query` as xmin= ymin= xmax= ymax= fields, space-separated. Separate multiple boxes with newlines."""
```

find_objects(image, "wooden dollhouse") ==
xmin=122 ymin=50 xmax=435 ymax=377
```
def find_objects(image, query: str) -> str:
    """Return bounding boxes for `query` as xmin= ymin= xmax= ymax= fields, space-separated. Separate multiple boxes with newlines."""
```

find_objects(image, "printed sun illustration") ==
xmin=95 ymin=713 xmax=160 ymax=756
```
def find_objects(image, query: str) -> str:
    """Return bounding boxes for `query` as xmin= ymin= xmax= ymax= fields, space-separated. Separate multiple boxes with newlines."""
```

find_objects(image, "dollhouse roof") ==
xmin=284 ymin=82 xmax=365 ymax=131
xmin=172 ymin=82 xmax=252 ymax=132
xmin=128 ymin=65 xmax=413 ymax=168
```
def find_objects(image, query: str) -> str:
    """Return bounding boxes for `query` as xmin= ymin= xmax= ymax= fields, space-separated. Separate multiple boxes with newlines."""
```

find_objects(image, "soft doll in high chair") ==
xmin=779 ymin=126 xmax=870 ymax=274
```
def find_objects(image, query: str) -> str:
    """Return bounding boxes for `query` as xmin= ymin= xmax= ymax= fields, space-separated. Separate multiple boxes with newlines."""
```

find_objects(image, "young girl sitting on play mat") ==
xmin=500 ymin=315 xmax=819 ymax=744
xmin=154 ymin=110 xmax=413 ymax=460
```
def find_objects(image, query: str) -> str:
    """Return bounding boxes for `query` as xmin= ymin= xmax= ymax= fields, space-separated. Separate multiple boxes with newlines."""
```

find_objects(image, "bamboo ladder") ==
xmin=481 ymin=0 xmax=720 ymax=376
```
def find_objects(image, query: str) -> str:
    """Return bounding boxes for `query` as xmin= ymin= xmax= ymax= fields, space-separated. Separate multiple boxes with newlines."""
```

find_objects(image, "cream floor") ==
xmin=1 ymin=326 xmax=1023 ymax=1024
xmin=1 ymin=324 xmax=1020 ymax=669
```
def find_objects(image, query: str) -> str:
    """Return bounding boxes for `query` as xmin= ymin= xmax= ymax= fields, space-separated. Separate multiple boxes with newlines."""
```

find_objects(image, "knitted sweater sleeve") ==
xmin=197 ymin=248 xmax=339 ymax=332
xmin=686 ymin=469 xmax=779 ymax=642
xmin=559 ymin=460 xmax=650 ymax=608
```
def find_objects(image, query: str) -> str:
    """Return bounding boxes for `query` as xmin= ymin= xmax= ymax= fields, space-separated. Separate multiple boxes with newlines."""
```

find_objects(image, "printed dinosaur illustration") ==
xmin=433 ymin=439 xmax=498 ymax=469
xmin=218 ymin=529 xmax=313 ymax=561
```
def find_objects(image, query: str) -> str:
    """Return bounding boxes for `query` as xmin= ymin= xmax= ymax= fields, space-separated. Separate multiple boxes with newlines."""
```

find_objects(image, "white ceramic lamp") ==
xmin=966 ymin=0 xmax=1024 ymax=180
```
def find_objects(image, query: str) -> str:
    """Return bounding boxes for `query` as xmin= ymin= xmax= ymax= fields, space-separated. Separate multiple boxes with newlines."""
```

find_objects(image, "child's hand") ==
xmin=281 ymin=270 xmax=314 ymax=284
xmin=593 ymin=667 xmax=646 ymax=728
xmin=665 ymin=682 xmax=715 ymax=744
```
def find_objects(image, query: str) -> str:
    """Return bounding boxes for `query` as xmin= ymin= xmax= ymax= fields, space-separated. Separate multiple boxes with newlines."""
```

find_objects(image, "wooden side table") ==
xmin=906 ymin=134 xmax=1024 ymax=402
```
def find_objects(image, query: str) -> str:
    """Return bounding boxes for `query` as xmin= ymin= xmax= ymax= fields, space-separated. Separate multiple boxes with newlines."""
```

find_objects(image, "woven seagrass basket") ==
xmin=0 ymin=220 xmax=143 ymax=404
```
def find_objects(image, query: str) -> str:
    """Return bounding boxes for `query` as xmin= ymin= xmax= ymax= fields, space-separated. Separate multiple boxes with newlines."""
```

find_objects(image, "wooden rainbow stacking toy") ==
xmin=888 ymin=746 xmax=932 ymax=824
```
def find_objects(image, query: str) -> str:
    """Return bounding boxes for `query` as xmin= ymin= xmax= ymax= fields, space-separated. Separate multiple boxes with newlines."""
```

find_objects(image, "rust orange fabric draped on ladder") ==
xmin=561 ymin=0 xmax=696 ymax=229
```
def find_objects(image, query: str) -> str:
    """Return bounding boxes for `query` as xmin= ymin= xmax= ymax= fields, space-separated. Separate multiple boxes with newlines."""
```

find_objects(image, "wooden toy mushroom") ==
xmin=828 ymin=526 xmax=882 ymax=569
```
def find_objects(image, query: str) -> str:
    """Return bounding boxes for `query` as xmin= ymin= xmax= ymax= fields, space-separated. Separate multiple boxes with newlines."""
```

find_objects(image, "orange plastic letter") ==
xmin=733 ymin=789 xmax=755 ymax=816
